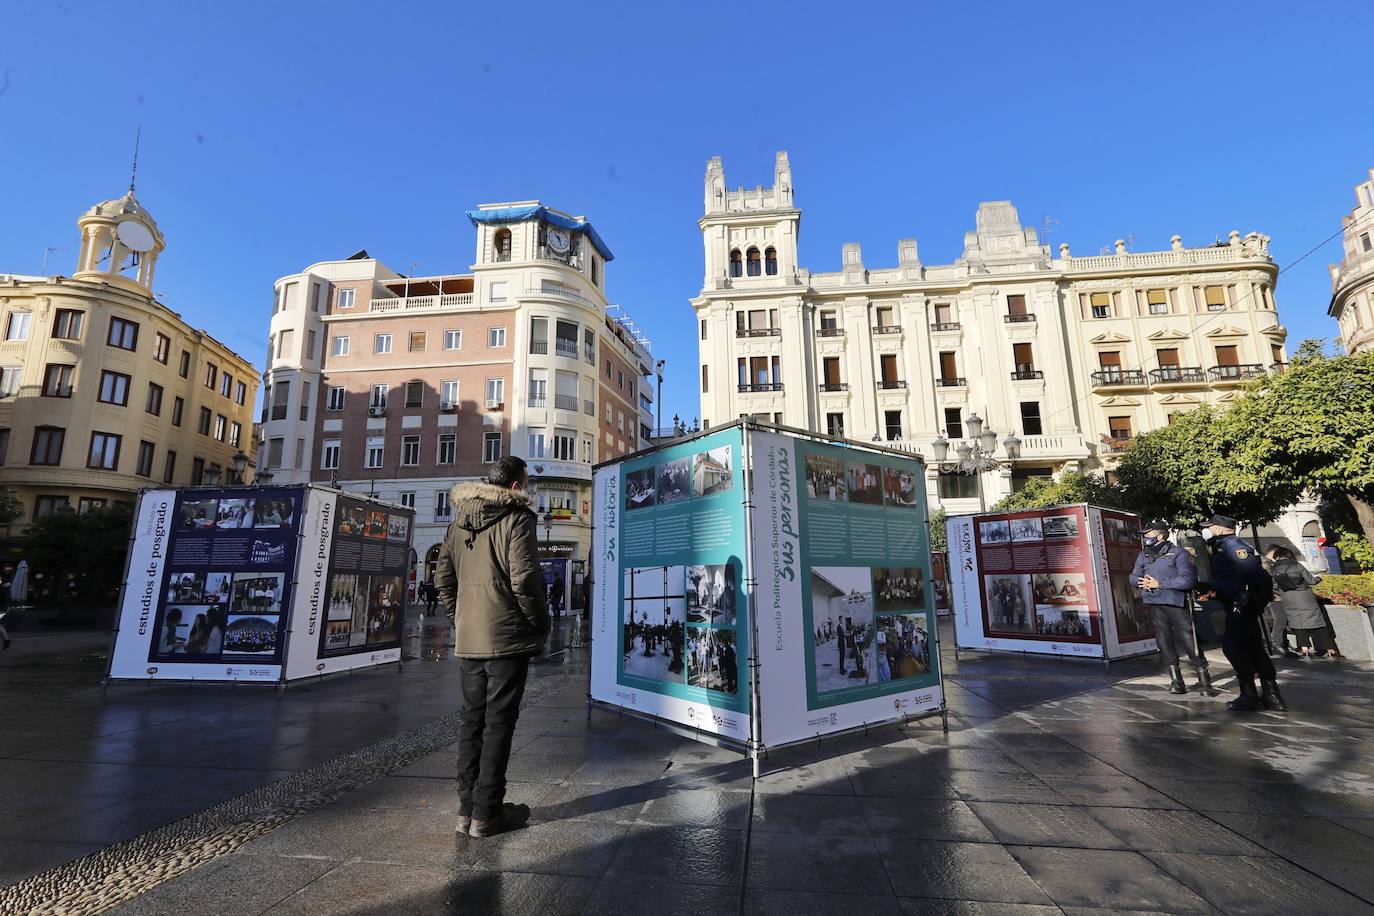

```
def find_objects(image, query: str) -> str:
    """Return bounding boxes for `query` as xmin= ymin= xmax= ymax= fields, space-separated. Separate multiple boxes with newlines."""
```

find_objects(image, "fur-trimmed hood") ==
xmin=449 ymin=481 xmax=531 ymax=508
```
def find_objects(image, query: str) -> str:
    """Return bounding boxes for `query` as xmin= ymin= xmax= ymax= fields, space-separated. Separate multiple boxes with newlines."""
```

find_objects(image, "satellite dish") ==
xmin=116 ymin=220 xmax=156 ymax=253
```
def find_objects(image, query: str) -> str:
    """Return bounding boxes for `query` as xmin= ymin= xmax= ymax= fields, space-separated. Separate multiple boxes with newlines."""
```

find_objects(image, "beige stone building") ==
xmin=0 ymin=191 xmax=259 ymax=528
xmin=1329 ymin=164 xmax=1374 ymax=355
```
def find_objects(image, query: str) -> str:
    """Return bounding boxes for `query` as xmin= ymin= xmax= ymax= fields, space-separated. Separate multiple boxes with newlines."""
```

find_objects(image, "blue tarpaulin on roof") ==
xmin=466 ymin=206 xmax=614 ymax=262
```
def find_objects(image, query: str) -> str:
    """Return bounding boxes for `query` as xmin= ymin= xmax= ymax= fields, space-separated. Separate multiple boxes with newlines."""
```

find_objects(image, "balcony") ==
xmin=1101 ymin=435 xmax=1133 ymax=454
xmin=937 ymin=377 xmax=966 ymax=387
xmin=270 ymin=404 xmax=287 ymax=421
xmin=584 ymin=399 xmax=595 ymax=416
xmin=1209 ymin=364 xmax=1266 ymax=382
xmin=877 ymin=379 xmax=907 ymax=390
xmin=818 ymin=383 xmax=849 ymax=392
xmin=1270 ymin=361 xmax=1288 ymax=373
xmin=554 ymin=394 xmax=579 ymax=412
xmin=530 ymin=340 xmax=549 ymax=355
xmin=584 ymin=344 xmax=596 ymax=364
xmin=872 ymin=325 xmax=902 ymax=335
xmin=816 ymin=328 xmax=845 ymax=338
xmin=1150 ymin=367 xmax=1206 ymax=385
xmin=930 ymin=322 xmax=960 ymax=332
xmin=368 ymin=293 xmax=472 ymax=313
xmin=1090 ymin=369 xmax=1147 ymax=387
xmin=554 ymin=339 xmax=579 ymax=359
xmin=738 ymin=383 xmax=783 ymax=393
xmin=528 ymin=395 xmax=547 ymax=408
xmin=737 ymin=328 xmax=782 ymax=338
xmin=1011 ymin=369 xmax=1045 ymax=381
xmin=1005 ymin=313 xmax=1035 ymax=323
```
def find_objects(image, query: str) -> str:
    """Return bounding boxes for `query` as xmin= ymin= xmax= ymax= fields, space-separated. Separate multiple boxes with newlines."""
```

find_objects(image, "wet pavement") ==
xmin=3 ymin=615 xmax=1374 ymax=914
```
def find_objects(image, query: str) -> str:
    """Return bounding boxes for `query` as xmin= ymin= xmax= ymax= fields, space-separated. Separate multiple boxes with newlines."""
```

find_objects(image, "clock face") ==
xmin=547 ymin=227 xmax=571 ymax=254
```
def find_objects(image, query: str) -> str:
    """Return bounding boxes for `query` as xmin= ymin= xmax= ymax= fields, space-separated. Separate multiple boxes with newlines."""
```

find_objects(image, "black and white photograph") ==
xmin=984 ymin=574 xmax=1034 ymax=634
xmin=804 ymin=452 xmax=848 ymax=502
xmin=979 ymin=520 xmax=1011 ymax=544
xmin=846 ymin=461 xmax=884 ymax=506
xmin=179 ymin=498 xmax=219 ymax=531
xmin=874 ymin=567 xmax=925 ymax=612
xmin=622 ymin=564 xmax=687 ymax=684
xmin=1043 ymin=513 xmax=1081 ymax=539
xmin=686 ymin=627 xmax=738 ymax=694
xmin=222 ymin=615 xmax=279 ymax=657
xmin=365 ymin=576 xmax=403 ymax=644
xmin=216 ymin=499 xmax=253 ymax=528
xmin=231 ymin=573 xmax=285 ymax=615
xmin=155 ymin=606 xmax=195 ymax=655
xmin=1034 ymin=604 xmax=1094 ymax=638
xmin=203 ymin=572 xmax=233 ymax=605
xmin=252 ymin=496 xmax=294 ymax=528
xmin=686 ymin=563 xmax=736 ymax=625
xmin=877 ymin=613 xmax=930 ymax=682
xmin=180 ymin=606 xmax=228 ymax=655
xmin=387 ymin=514 xmax=410 ymax=542
xmin=625 ymin=467 xmax=657 ymax=510
xmin=656 ymin=458 xmax=691 ymax=505
xmin=1010 ymin=516 xmax=1044 ymax=542
xmin=165 ymin=571 xmax=206 ymax=604
xmin=881 ymin=467 xmax=920 ymax=507
xmin=327 ymin=573 xmax=363 ymax=622
xmin=1033 ymin=572 xmax=1088 ymax=604
xmin=691 ymin=445 xmax=733 ymax=497
xmin=810 ymin=566 xmax=876 ymax=693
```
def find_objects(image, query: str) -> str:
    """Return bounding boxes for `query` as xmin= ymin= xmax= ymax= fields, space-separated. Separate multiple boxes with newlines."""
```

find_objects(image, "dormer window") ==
xmin=746 ymin=247 xmax=761 ymax=277
xmin=494 ymin=228 xmax=512 ymax=262
xmin=764 ymin=247 xmax=778 ymax=276
xmin=729 ymin=250 xmax=742 ymax=278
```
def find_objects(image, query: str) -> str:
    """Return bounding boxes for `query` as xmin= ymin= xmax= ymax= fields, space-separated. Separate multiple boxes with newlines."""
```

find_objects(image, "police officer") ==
xmin=1203 ymin=513 xmax=1284 ymax=712
xmin=1131 ymin=521 xmax=1214 ymax=695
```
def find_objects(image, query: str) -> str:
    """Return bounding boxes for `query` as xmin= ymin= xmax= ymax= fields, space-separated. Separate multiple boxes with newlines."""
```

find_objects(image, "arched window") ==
xmin=764 ymin=247 xmax=778 ymax=276
xmin=746 ymin=247 xmax=761 ymax=277
xmin=425 ymin=543 xmax=442 ymax=580
xmin=729 ymin=250 xmax=742 ymax=278
xmin=493 ymin=228 xmax=512 ymax=262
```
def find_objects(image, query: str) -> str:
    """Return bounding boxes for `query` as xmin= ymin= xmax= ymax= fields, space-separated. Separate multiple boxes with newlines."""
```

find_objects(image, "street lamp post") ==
xmin=929 ymin=413 xmax=1022 ymax=513
xmin=230 ymin=450 xmax=248 ymax=485
xmin=655 ymin=360 xmax=665 ymax=437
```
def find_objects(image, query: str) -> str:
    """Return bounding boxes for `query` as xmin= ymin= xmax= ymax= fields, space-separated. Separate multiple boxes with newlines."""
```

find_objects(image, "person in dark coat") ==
xmin=1204 ymin=514 xmax=1283 ymax=712
xmin=1131 ymin=521 xmax=1212 ymax=694
xmin=1267 ymin=546 xmax=1336 ymax=658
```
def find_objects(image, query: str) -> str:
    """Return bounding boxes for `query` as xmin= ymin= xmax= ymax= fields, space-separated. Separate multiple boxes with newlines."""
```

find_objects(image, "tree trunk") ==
xmin=1347 ymin=493 xmax=1374 ymax=556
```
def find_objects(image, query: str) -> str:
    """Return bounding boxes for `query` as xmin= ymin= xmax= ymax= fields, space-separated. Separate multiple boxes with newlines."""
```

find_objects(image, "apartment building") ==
xmin=1330 ymin=164 xmax=1374 ymax=355
xmin=0 ymin=191 xmax=258 ymax=530
xmin=259 ymin=202 xmax=654 ymax=606
xmin=694 ymin=152 xmax=1290 ymax=515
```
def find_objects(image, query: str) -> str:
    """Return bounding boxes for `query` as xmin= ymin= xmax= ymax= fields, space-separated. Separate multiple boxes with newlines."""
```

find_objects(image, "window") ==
xmin=933 ymin=303 xmax=954 ymax=325
xmin=440 ymin=380 xmax=458 ymax=406
xmin=235 ymin=381 xmax=247 ymax=405
xmin=944 ymin=408 xmax=963 ymax=439
xmin=1362 ymin=232 xmax=1372 ymax=253
xmin=485 ymin=378 xmax=505 ymax=405
xmin=163 ymin=450 xmax=177 ymax=484
xmin=1156 ymin=347 xmax=1180 ymax=368
xmin=179 ymin=350 xmax=191 ymax=378
xmin=300 ymin=381 xmax=312 ymax=421
xmin=0 ymin=367 xmax=19 ymax=397
xmin=305 ymin=330 xmax=317 ymax=361
xmin=374 ymin=333 xmax=392 ymax=354
xmin=490 ymin=282 xmax=508 ymax=303
xmin=408 ymin=331 xmax=426 ymax=352
xmin=552 ymin=428 xmax=576 ymax=461
xmin=884 ymin=410 xmax=903 ymax=441
xmin=192 ymin=456 xmax=207 ymax=484
xmin=312 ymin=283 xmax=325 ymax=312
xmin=108 ymin=317 xmax=139 ymax=350
xmin=277 ymin=282 xmax=296 ymax=313
xmin=1108 ymin=416 xmax=1133 ymax=440
xmin=581 ymin=437 xmax=594 ymax=463
xmin=938 ymin=351 xmax=959 ymax=382
xmin=146 ymin=382 xmax=164 ymax=415
xmin=938 ymin=473 xmax=980 ymax=499
xmin=30 ymin=426 xmax=64 ymax=465
xmin=826 ymin=413 xmax=845 ymax=438
xmin=0 ymin=428 xmax=7 ymax=464
xmin=321 ymin=438 xmax=340 ymax=470
xmin=822 ymin=357 xmax=842 ymax=387
xmin=819 ymin=311 xmax=839 ymax=331
xmin=401 ymin=435 xmax=420 ymax=466
xmin=764 ymin=247 xmax=778 ymax=276
xmin=746 ymin=247 xmax=761 ymax=276
xmin=337 ymin=288 xmax=356 ymax=310
xmin=204 ymin=362 xmax=219 ymax=389
xmin=701 ymin=365 xmax=709 ymax=393
xmin=370 ymin=384 xmax=388 ymax=409
xmin=229 ymin=422 xmax=242 ymax=448
xmin=879 ymin=354 xmax=899 ymax=384
xmin=405 ymin=380 xmax=423 ymax=408
xmin=437 ymin=433 xmax=456 ymax=465
xmin=1204 ymin=286 xmax=1227 ymax=311
xmin=1020 ymin=401 xmax=1043 ymax=436
xmin=332 ymin=336 xmax=350 ymax=356
xmin=172 ymin=396 xmax=184 ymax=426
xmin=96 ymin=370 xmax=130 ymax=406
xmin=483 ymin=432 xmax=502 ymax=463
xmin=326 ymin=386 xmax=345 ymax=411
xmin=150 ymin=332 xmax=170 ymax=364
xmin=271 ymin=380 xmax=289 ymax=420
xmin=488 ymin=326 xmax=507 ymax=347
xmin=729 ymin=250 xmax=742 ymax=278
xmin=1099 ymin=350 xmax=1122 ymax=369
xmin=136 ymin=441 xmax=155 ymax=477
xmin=444 ymin=329 xmax=462 ymax=350
xmin=213 ymin=414 xmax=227 ymax=441
xmin=53 ymin=309 xmax=84 ymax=340
xmin=435 ymin=490 xmax=452 ymax=520
xmin=34 ymin=495 xmax=70 ymax=517
xmin=198 ymin=406 xmax=212 ymax=435
xmin=1146 ymin=289 xmax=1168 ymax=315
xmin=493 ymin=228 xmax=512 ymax=261
xmin=87 ymin=431 xmax=121 ymax=469
xmin=365 ymin=436 xmax=385 ymax=468
xmin=219 ymin=372 xmax=233 ymax=397
xmin=4 ymin=312 xmax=31 ymax=341
xmin=42 ymin=364 xmax=74 ymax=398
xmin=1214 ymin=344 xmax=1239 ymax=366
xmin=700 ymin=319 xmax=707 ymax=340
xmin=1013 ymin=342 xmax=1035 ymax=374
xmin=1089 ymin=292 xmax=1111 ymax=319
xmin=606 ymin=359 xmax=613 ymax=379
xmin=276 ymin=329 xmax=294 ymax=358
xmin=617 ymin=369 xmax=624 ymax=389
xmin=1006 ymin=294 xmax=1027 ymax=318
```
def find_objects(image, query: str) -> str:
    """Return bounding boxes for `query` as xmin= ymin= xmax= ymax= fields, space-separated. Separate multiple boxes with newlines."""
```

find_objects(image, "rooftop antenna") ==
xmin=40 ymin=247 xmax=64 ymax=274
xmin=128 ymin=124 xmax=141 ymax=194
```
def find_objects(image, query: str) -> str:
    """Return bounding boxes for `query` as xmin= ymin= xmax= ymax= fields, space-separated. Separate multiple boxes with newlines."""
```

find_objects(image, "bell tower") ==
xmin=698 ymin=151 xmax=801 ymax=290
xmin=73 ymin=190 xmax=165 ymax=293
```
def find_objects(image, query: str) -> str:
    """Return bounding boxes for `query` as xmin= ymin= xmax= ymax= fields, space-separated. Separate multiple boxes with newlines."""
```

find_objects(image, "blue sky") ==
xmin=2 ymin=1 xmax=1371 ymax=420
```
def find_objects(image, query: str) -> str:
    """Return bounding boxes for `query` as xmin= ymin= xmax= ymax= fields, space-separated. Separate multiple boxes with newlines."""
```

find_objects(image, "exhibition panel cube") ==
xmin=946 ymin=504 xmax=1156 ymax=660
xmin=107 ymin=485 xmax=414 ymax=684
xmin=590 ymin=421 xmax=945 ymax=761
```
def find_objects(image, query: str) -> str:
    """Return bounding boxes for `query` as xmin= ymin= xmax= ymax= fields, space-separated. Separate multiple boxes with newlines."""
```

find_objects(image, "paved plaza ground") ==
xmin=3 ymin=616 xmax=1374 ymax=914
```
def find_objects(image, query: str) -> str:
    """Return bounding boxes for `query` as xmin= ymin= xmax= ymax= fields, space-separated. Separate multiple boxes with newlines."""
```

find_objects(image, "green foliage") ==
xmin=1313 ymin=574 xmax=1374 ymax=607
xmin=0 ymin=489 xmax=21 ymax=525
xmin=990 ymin=471 xmax=1126 ymax=513
xmin=928 ymin=509 xmax=947 ymax=553
xmin=21 ymin=501 xmax=134 ymax=607
xmin=1333 ymin=526 xmax=1374 ymax=571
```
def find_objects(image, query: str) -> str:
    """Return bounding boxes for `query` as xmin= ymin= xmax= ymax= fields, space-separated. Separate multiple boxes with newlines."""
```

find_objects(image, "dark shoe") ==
xmin=456 ymin=815 xmax=471 ymax=836
xmin=1227 ymin=678 xmax=1263 ymax=712
xmin=2 ymin=638 xmax=10 ymax=651
xmin=1260 ymin=679 xmax=1287 ymax=712
xmin=1194 ymin=664 xmax=1220 ymax=697
xmin=1168 ymin=663 xmax=1188 ymax=695
xmin=1281 ymin=648 xmax=1301 ymax=659
xmin=470 ymin=803 xmax=531 ymax=838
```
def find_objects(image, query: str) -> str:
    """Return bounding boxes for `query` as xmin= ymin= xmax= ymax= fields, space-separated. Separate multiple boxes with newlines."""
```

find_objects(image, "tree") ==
xmin=989 ymin=471 xmax=1127 ymax=513
xmin=22 ymin=501 xmax=134 ymax=608
xmin=1224 ymin=346 xmax=1374 ymax=553
xmin=1112 ymin=405 xmax=1298 ymax=531
xmin=928 ymin=509 xmax=947 ymax=553
xmin=0 ymin=489 xmax=21 ymax=526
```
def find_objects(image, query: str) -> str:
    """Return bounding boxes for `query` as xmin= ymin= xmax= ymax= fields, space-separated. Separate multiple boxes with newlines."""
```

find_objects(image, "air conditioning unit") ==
xmin=485 ymin=399 xmax=504 ymax=410
xmin=368 ymin=405 xmax=387 ymax=417
xmin=439 ymin=400 xmax=456 ymax=412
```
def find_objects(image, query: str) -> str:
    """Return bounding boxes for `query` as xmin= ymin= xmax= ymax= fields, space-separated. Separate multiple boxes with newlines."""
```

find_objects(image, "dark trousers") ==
xmin=1149 ymin=602 xmax=1203 ymax=667
xmin=1221 ymin=602 xmax=1276 ymax=685
xmin=457 ymin=656 xmax=530 ymax=820
xmin=1267 ymin=603 xmax=1289 ymax=651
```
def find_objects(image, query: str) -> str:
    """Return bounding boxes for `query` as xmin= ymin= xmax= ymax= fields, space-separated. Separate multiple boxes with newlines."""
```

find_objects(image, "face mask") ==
xmin=1142 ymin=536 xmax=1161 ymax=548
xmin=1200 ymin=528 xmax=1215 ymax=541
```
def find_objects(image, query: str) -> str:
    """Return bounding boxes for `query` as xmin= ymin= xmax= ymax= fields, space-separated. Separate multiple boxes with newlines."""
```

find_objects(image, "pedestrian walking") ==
xmin=1267 ymin=546 xmax=1338 ymax=658
xmin=0 ymin=565 xmax=12 ymax=651
xmin=1131 ymin=521 xmax=1214 ymax=695
xmin=436 ymin=456 xmax=549 ymax=838
xmin=1203 ymin=514 xmax=1284 ymax=712
xmin=549 ymin=575 xmax=565 ymax=624
xmin=423 ymin=577 xmax=439 ymax=618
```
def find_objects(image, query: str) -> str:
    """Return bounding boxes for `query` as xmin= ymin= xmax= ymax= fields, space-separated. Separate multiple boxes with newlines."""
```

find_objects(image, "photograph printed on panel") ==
xmin=216 ymin=499 xmax=253 ymax=529
xmin=365 ymin=576 xmax=404 ymax=644
xmin=686 ymin=563 xmax=736 ymax=625
xmin=1033 ymin=572 xmax=1088 ymax=604
xmin=625 ymin=467 xmax=657 ymax=511
xmin=874 ymin=567 xmax=925 ymax=612
xmin=1034 ymin=604 xmax=1094 ymax=638
xmin=881 ymin=467 xmax=920 ymax=508
xmin=656 ymin=458 xmax=691 ymax=505
xmin=686 ymin=627 xmax=738 ymax=694
xmin=811 ymin=566 xmax=877 ymax=694
xmin=691 ymin=445 xmax=733 ymax=497
xmin=180 ymin=606 xmax=228 ymax=655
xmin=203 ymin=572 xmax=234 ymax=605
xmin=622 ymin=566 xmax=687 ymax=684
xmin=231 ymin=573 xmax=285 ymax=615
xmin=1010 ymin=516 xmax=1044 ymax=542
xmin=1042 ymin=514 xmax=1081 ymax=539
xmin=179 ymin=499 xmax=219 ymax=531
xmin=984 ymin=574 xmax=1035 ymax=634
xmin=979 ymin=519 xmax=1011 ymax=544
xmin=327 ymin=573 xmax=363 ymax=622
xmin=804 ymin=452 xmax=848 ymax=503
xmin=876 ymin=612 xmax=930 ymax=682
xmin=339 ymin=505 xmax=367 ymax=536
xmin=252 ymin=496 xmax=294 ymax=528
xmin=1110 ymin=572 xmax=1154 ymax=639
xmin=166 ymin=571 xmax=206 ymax=604
xmin=846 ymin=462 xmax=884 ymax=506
xmin=223 ymin=615 xmax=278 ymax=657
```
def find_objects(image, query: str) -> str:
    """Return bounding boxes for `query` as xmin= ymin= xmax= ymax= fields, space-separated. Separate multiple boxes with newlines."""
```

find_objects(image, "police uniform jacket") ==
xmin=1208 ymin=534 xmax=1272 ymax=609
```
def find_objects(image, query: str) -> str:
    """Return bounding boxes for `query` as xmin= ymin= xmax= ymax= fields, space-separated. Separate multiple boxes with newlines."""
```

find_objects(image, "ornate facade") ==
xmin=1329 ymin=164 xmax=1374 ymax=355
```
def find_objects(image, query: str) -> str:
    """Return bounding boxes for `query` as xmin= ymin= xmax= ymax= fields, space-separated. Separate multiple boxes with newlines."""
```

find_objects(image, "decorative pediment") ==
xmin=1098 ymin=395 xmax=1143 ymax=407
xmin=1259 ymin=323 xmax=1288 ymax=339
xmin=1204 ymin=325 xmax=1248 ymax=339
xmin=1216 ymin=391 xmax=1244 ymax=404
xmin=1089 ymin=332 xmax=1132 ymax=345
xmin=1156 ymin=393 xmax=1203 ymax=406
xmin=1146 ymin=327 xmax=1189 ymax=341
